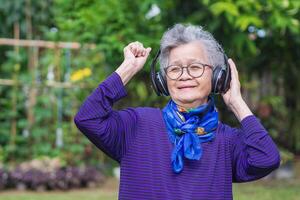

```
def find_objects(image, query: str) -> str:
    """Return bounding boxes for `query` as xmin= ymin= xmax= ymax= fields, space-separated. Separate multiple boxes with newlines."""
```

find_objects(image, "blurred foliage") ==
xmin=0 ymin=0 xmax=300 ymax=170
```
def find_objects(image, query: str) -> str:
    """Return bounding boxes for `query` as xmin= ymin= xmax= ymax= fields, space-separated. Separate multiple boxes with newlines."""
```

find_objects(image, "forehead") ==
xmin=168 ymin=41 xmax=208 ymax=64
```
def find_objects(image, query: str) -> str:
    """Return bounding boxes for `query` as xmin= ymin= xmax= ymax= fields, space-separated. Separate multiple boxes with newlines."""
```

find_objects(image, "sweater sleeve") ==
xmin=231 ymin=115 xmax=281 ymax=182
xmin=73 ymin=72 xmax=138 ymax=163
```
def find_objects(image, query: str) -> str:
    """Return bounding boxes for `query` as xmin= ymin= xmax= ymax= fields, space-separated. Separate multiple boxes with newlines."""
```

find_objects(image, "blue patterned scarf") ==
xmin=162 ymin=96 xmax=219 ymax=173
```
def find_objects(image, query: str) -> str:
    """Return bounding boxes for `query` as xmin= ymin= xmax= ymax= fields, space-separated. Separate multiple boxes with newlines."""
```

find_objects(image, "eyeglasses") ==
xmin=164 ymin=62 xmax=213 ymax=80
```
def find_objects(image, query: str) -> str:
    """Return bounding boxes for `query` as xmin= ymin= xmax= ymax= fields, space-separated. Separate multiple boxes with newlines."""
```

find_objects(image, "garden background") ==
xmin=0 ymin=0 xmax=300 ymax=199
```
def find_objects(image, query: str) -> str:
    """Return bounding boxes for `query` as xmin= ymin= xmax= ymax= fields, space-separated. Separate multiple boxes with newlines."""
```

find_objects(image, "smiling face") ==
xmin=166 ymin=41 xmax=213 ymax=109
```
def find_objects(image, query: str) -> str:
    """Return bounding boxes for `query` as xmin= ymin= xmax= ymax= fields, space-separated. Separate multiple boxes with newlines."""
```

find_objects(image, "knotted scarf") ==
xmin=162 ymin=96 xmax=219 ymax=173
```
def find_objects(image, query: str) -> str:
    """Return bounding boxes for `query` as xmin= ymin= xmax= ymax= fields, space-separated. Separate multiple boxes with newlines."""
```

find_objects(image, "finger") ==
xmin=140 ymin=46 xmax=147 ymax=56
xmin=128 ymin=41 xmax=147 ymax=57
xmin=146 ymin=47 xmax=152 ymax=55
xmin=228 ymin=59 xmax=238 ymax=82
xmin=134 ymin=41 xmax=144 ymax=48
xmin=144 ymin=47 xmax=151 ymax=58
xmin=228 ymin=58 xmax=239 ymax=82
xmin=139 ymin=50 xmax=145 ymax=57
xmin=127 ymin=42 xmax=136 ymax=51
xmin=128 ymin=41 xmax=141 ymax=47
xmin=141 ymin=48 xmax=147 ymax=56
xmin=137 ymin=43 xmax=145 ymax=56
xmin=132 ymin=44 xmax=144 ymax=56
xmin=228 ymin=58 xmax=242 ymax=91
xmin=129 ymin=42 xmax=137 ymax=49
xmin=123 ymin=45 xmax=133 ymax=56
xmin=143 ymin=48 xmax=149 ymax=56
xmin=135 ymin=47 xmax=142 ymax=57
xmin=130 ymin=44 xmax=139 ymax=56
xmin=133 ymin=41 xmax=144 ymax=56
xmin=137 ymin=47 xmax=144 ymax=57
xmin=130 ymin=41 xmax=142 ymax=49
xmin=137 ymin=47 xmax=146 ymax=57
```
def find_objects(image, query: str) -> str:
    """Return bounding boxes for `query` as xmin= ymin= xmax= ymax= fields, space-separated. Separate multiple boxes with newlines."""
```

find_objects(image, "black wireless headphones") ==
xmin=150 ymin=45 xmax=231 ymax=96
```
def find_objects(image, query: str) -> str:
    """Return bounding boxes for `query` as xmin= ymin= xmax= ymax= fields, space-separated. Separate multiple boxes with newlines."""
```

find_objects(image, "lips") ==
xmin=177 ymin=85 xmax=196 ymax=89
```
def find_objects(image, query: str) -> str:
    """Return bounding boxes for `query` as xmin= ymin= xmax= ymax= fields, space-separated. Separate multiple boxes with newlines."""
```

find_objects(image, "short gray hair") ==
xmin=159 ymin=23 xmax=225 ymax=75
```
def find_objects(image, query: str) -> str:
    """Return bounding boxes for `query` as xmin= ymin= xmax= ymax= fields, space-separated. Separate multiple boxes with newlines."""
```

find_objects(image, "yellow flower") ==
xmin=82 ymin=68 xmax=92 ymax=77
xmin=71 ymin=67 xmax=92 ymax=82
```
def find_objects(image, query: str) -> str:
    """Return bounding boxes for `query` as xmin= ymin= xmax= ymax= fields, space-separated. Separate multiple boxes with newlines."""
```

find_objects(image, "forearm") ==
xmin=232 ymin=115 xmax=281 ymax=182
xmin=115 ymin=61 xmax=138 ymax=85
xmin=230 ymin=97 xmax=253 ymax=122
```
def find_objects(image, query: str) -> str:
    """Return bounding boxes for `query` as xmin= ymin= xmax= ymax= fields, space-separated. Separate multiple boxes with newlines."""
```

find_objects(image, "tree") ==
xmin=53 ymin=0 xmax=300 ymax=152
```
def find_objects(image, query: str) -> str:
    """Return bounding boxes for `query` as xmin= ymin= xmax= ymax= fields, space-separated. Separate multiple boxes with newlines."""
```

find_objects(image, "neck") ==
xmin=175 ymin=97 xmax=208 ymax=110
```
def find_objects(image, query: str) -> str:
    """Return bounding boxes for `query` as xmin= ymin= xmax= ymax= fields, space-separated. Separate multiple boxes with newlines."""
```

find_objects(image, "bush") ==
xmin=0 ymin=157 xmax=105 ymax=191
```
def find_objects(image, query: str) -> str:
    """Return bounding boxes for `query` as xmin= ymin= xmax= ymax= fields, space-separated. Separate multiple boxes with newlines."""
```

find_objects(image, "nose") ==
xmin=179 ymin=67 xmax=192 ymax=80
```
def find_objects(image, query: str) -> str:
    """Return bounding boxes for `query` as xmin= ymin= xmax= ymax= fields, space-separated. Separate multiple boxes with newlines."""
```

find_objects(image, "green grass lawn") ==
xmin=0 ymin=178 xmax=299 ymax=200
xmin=0 ymin=189 xmax=117 ymax=200
xmin=233 ymin=179 xmax=300 ymax=200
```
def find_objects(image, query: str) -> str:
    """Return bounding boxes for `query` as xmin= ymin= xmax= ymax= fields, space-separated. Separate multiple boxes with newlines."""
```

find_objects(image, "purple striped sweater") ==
xmin=74 ymin=72 xmax=281 ymax=200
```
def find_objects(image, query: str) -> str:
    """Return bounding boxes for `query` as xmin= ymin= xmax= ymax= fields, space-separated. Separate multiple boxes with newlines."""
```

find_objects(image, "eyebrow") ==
xmin=169 ymin=58 xmax=202 ymax=65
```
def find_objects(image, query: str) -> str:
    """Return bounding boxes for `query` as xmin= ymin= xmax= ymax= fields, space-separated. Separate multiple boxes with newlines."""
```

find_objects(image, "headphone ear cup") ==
xmin=151 ymin=72 xmax=161 ymax=96
xmin=150 ymin=50 xmax=162 ymax=96
xmin=156 ymin=72 xmax=169 ymax=96
xmin=150 ymin=49 xmax=170 ymax=96
xmin=222 ymin=59 xmax=231 ymax=93
xmin=212 ymin=66 xmax=226 ymax=94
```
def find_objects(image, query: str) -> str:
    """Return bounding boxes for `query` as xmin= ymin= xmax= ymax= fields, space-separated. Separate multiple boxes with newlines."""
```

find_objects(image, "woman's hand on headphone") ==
xmin=221 ymin=59 xmax=253 ymax=122
xmin=116 ymin=41 xmax=151 ymax=85
xmin=221 ymin=59 xmax=241 ymax=106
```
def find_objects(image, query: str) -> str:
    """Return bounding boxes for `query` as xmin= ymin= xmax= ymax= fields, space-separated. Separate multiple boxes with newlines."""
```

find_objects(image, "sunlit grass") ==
xmin=0 ymin=178 xmax=299 ymax=200
xmin=0 ymin=189 xmax=117 ymax=200
xmin=233 ymin=179 xmax=300 ymax=200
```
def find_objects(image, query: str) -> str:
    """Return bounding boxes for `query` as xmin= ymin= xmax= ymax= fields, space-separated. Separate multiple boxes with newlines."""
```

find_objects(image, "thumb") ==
xmin=146 ymin=47 xmax=152 ymax=55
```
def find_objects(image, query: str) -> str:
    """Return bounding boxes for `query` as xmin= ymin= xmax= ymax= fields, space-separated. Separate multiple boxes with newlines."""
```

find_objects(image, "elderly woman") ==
xmin=74 ymin=24 xmax=280 ymax=200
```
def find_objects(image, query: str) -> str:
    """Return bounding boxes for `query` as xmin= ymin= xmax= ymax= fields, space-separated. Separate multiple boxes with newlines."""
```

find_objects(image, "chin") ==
xmin=173 ymin=92 xmax=209 ymax=107
xmin=180 ymin=97 xmax=201 ymax=104
xmin=176 ymin=95 xmax=201 ymax=104
xmin=176 ymin=90 xmax=203 ymax=100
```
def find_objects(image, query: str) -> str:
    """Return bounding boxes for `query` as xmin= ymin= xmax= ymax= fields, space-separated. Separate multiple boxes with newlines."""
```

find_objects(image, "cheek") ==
xmin=166 ymin=74 xmax=212 ymax=98
xmin=166 ymin=80 xmax=179 ymax=99
xmin=196 ymin=74 xmax=212 ymax=91
xmin=167 ymin=80 xmax=175 ymax=94
xmin=202 ymin=77 xmax=212 ymax=92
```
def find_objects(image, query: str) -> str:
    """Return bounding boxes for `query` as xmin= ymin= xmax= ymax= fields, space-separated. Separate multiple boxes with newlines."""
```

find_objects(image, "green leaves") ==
xmin=1 ymin=0 xmax=300 ymax=165
xmin=235 ymin=15 xmax=263 ymax=31
xmin=210 ymin=2 xmax=239 ymax=17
